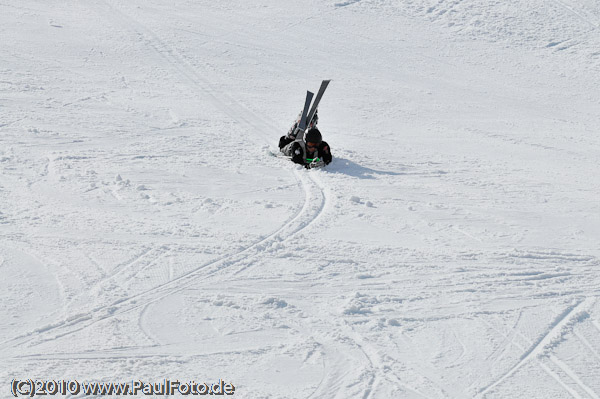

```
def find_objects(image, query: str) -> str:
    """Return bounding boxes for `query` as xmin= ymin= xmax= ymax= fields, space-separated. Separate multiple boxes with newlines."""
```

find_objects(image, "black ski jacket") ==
xmin=289 ymin=140 xmax=332 ymax=168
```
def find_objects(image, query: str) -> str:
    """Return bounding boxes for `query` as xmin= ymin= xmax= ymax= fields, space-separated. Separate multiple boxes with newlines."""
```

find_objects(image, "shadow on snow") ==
xmin=324 ymin=157 xmax=447 ymax=179
xmin=325 ymin=157 xmax=405 ymax=179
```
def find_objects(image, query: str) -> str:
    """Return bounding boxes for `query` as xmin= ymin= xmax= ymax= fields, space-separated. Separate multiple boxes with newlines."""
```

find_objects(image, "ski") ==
xmin=305 ymin=79 xmax=330 ymax=130
xmin=298 ymin=90 xmax=314 ymax=132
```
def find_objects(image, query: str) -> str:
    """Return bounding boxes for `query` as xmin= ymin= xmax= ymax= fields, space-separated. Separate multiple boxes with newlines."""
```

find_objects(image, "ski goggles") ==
xmin=306 ymin=142 xmax=320 ymax=150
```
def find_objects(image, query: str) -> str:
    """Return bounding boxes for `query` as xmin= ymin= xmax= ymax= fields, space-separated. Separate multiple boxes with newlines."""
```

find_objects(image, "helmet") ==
xmin=305 ymin=127 xmax=322 ymax=144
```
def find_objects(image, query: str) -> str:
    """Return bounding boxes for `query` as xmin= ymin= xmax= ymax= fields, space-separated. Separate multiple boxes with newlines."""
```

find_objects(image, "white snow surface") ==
xmin=2 ymin=0 xmax=600 ymax=397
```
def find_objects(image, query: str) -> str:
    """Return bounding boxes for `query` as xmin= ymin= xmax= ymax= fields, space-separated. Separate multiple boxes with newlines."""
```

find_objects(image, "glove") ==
xmin=308 ymin=158 xmax=325 ymax=169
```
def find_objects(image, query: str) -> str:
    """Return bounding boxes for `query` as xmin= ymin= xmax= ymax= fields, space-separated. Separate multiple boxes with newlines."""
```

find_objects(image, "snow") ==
xmin=1 ymin=0 xmax=600 ymax=397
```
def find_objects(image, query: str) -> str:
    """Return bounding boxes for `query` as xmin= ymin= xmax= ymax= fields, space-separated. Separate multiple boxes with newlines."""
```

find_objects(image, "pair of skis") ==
xmin=295 ymin=80 xmax=331 ymax=142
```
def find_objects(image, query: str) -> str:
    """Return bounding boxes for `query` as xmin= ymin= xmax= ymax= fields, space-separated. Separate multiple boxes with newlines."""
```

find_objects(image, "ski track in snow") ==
xmin=478 ymin=298 xmax=597 ymax=398
xmin=97 ymin=0 xmax=332 ymax=273
xmin=1 ymin=0 xmax=332 ymax=356
xmin=2 ymin=0 xmax=600 ymax=397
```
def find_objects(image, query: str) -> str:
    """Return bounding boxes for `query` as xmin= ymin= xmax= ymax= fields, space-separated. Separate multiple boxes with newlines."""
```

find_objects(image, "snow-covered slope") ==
xmin=2 ymin=0 xmax=599 ymax=397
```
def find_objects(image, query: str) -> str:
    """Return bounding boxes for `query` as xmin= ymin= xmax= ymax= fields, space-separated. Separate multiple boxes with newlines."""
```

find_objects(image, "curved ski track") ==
xmin=278 ymin=301 xmax=432 ymax=399
xmin=0 ymin=0 xmax=329 ymax=355
xmin=476 ymin=297 xmax=598 ymax=398
xmin=94 ymin=0 xmax=330 ymax=276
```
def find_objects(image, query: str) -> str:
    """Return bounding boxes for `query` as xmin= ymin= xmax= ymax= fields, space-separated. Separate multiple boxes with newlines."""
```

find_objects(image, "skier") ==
xmin=278 ymin=124 xmax=332 ymax=169
xmin=278 ymin=80 xmax=332 ymax=168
